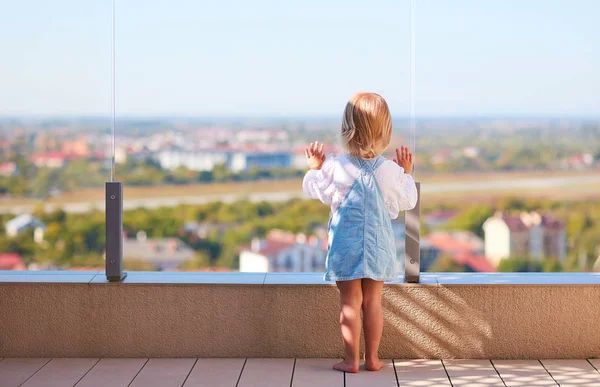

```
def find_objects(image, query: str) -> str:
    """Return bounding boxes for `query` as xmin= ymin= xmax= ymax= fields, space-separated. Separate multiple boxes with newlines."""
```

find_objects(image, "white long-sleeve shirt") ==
xmin=302 ymin=155 xmax=418 ymax=219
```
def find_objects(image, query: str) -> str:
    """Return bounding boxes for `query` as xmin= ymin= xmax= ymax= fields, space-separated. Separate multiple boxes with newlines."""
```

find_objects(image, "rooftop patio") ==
xmin=2 ymin=357 xmax=600 ymax=386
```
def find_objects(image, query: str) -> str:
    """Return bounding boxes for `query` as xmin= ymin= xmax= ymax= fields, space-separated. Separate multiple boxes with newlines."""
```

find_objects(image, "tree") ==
xmin=123 ymin=259 xmax=157 ymax=271
xmin=542 ymin=259 xmax=563 ymax=272
xmin=497 ymin=197 xmax=527 ymax=212
xmin=497 ymin=257 xmax=543 ymax=272
xmin=443 ymin=205 xmax=493 ymax=238
xmin=179 ymin=252 xmax=211 ymax=270
xmin=428 ymin=255 xmax=466 ymax=272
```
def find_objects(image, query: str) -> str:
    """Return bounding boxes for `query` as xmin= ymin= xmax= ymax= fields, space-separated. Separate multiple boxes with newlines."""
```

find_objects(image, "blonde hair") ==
xmin=341 ymin=92 xmax=392 ymax=158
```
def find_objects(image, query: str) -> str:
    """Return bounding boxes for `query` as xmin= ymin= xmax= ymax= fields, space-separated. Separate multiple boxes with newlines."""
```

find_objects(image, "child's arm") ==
xmin=302 ymin=141 xmax=336 ymax=204
xmin=379 ymin=147 xmax=418 ymax=219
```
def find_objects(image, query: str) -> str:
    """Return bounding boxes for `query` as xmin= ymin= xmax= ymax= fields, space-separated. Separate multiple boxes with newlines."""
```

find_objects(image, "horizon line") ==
xmin=1 ymin=114 xmax=599 ymax=121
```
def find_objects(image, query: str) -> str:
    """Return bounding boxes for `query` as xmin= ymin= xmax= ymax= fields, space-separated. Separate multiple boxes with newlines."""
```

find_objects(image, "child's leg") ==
xmin=362 ymin=279 xmax=385 ymax=371
xmin=333 ymin=279 xmax=362 ymax=373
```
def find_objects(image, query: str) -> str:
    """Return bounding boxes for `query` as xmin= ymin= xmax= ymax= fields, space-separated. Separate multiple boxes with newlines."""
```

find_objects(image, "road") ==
xmin=2 ymin=173 xmax=600 ymax=214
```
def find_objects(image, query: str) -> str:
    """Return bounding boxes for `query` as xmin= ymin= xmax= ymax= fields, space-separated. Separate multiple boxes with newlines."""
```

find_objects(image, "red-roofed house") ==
xmin=0 ymin=162 xmax=18 ymax=176
xmin=561 ymin=153 xmax=594 ymax=170
xmin=425 ymin=231 xmax=495 ymax=272
xmin=0 ymin=253 xmax=26 ymax=270
xmin=239 ymin=229 xmax=327 ymax=273
xmin=426 ymin=231 xmax=484 ymax=256
xmin=30 ymin=152 xmax=73 ymax=168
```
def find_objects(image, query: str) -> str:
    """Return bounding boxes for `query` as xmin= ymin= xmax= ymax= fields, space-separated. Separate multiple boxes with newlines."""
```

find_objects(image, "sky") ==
xmin=0 ymin=0 xmax=598 ymax=117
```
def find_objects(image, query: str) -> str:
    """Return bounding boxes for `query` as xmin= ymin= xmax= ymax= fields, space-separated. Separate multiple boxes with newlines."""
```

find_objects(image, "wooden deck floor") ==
xmin=1 ymin=358 xmax=599 ymax=387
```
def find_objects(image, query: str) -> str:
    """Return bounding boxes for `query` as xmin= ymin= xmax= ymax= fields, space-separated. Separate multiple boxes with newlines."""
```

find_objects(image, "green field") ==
xmin=0 ymin=170 xmax=599 ymax=211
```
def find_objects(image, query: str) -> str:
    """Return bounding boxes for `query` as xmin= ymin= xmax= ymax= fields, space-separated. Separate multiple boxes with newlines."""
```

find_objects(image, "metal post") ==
xmin=106 ymin=182 xmax=126 ymax=281
xmin=105 ymin=0 xmax=126 ymax=282
xmin=404 ymin=182 xmax=420 ymax=283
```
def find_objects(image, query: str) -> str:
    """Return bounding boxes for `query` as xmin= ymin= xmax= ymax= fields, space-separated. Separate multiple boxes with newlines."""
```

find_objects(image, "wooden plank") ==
xmin=393 ymin=359 xmax=451 ymax=387
xmin=541 ymin=359 xmax=600 ymax=387
xmin=0 ymin=358 xmax=50 ymax=387
xmin=492 ymin=360 xmax=557 ymax=387
xmin=346 ymin=359 xmax=398 ymax=387
xmin=183 ymin=358 xmax=246 ymax=387
xmin=129 ymin=358 xmax=196 ymax=387
xmin=21 ymin=358 xmax=99 ymax=387
xmin=76 ymin=358 xmax=148 ymax=387
xmin=292 ymin=359 xmax=344 ymax=387
xmin=443 ymin=359 xmax=504 ymax=387
xmin=237 ymin=358 xmax=294 ymax=387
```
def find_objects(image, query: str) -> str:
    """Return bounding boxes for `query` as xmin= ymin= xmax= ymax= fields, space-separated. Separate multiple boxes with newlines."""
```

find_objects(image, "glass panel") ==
xmin=114 ymin=0 xmax=411 ymax=272
xmin=416 ymin=0 xmax=600 ymax=272
xmin=0 ymin=1 xmax=112 ymax=271
xmin=8 ymin=1 xmax=593 ymax=275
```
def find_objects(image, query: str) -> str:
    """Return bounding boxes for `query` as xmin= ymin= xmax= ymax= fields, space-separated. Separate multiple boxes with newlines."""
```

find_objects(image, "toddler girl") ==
xmin=302 ymin=92 xmax=417 ymax=373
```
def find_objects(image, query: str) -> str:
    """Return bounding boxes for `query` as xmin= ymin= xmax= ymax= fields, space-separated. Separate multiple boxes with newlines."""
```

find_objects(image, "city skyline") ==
xmin=1 ymin=0 xmax=599 ymax=117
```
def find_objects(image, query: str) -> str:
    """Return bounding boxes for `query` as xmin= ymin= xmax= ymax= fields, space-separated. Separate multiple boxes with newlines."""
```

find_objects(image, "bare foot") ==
xmin=365 ymin=359 xmax=385 ymax=371
xmin=333 ymin=360 xmax=359 ymax=373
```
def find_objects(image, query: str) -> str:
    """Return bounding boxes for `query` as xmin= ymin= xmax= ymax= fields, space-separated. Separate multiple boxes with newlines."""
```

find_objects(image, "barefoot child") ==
xmin=302 ymin=92 xmax=417 ymax=373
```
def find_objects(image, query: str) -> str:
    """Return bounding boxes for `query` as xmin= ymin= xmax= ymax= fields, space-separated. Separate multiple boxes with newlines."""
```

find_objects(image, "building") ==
xmin=426 ymin=231 xmax=485 ymax=256
xmin=114 ymin=146 xmax=128 ymax=164
xmin=0 ymin=253 xmax=26 ymax=270
xmin=560 ymin=153 xmax=594 ymax=170
xmin=540 ymin=214 xmax=567 ymax=262
xmin=30 ymin=152 xmax=73 ymax=168
xmin=0 ymin=162 xmax=18 ymax=176
xmin=292 ymin=148 xmax=309 ymax=170
xmin=183 ymin=222 xmax=229 ymax=239
xmin=157 ymin=148 xmax=228 ymax=171
xmin=462 ymin=147 xmax=481 ymax=159
xmin=419 ymin=231 xmax=495 ymax=272
xmin=5 ymin=214 xmax=46 ymax=242
xmin=235 ymin=129 xmax=289 ymax=144
xmin=122 ymin=232 xmax=195 ymax=270
xmin=228 ymin=151 xmax=292 ymax=172
xmin=239 ymin=230 xmax=327 ymax=273
xmin=61 ymin=137 xmax=90 ymax=157
xmin=432 ymin=148 xmax=454 ymax=165
xmin=483 ymin=211 xmax=566 ymax=267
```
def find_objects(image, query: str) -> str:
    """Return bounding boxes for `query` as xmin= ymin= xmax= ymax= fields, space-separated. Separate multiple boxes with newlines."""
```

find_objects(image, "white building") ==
xmin=114 ymin=146 xmax=128 ymax=164
xmin=483 ymin=212 xmax=566 ymax=267
xmin=5 ymin=214 xmax=46 ymax=243
xmin=157 ymin=149 xmax=228 ymax=171
xmin=292 ymin=151 xmax=308 ymax=170
xmin=235 ymin=129 xmax=289 ymax=144
xmin=239 ymin=230 xmax=327 ymax=273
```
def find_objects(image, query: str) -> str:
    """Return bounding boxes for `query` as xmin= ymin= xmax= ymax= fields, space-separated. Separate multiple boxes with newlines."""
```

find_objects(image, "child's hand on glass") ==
xmin=305 ymin=141 xmax=326 ymax=170
xmin=394 ymin=146 xmax=413 ymax=175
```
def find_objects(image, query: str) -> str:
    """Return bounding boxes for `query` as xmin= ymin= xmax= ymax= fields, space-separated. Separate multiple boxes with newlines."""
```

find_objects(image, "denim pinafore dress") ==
xmin=324 ymin=155 xmax=397 ymax=282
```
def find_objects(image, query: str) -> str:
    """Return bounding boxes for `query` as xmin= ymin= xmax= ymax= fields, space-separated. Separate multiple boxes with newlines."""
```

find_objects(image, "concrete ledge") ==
xmin=1 ymin=272 xmax=599 ymax=359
